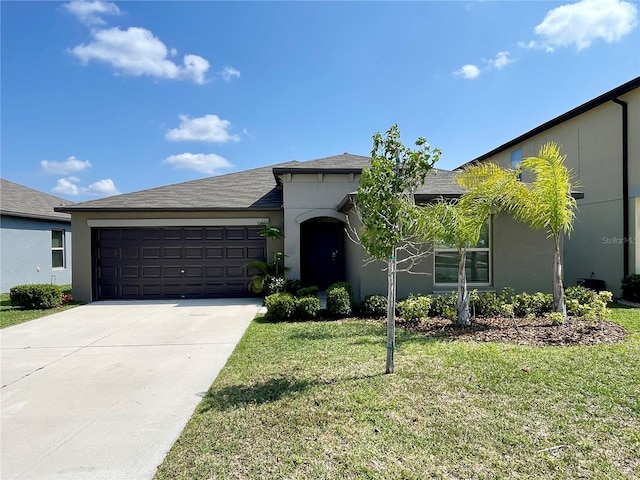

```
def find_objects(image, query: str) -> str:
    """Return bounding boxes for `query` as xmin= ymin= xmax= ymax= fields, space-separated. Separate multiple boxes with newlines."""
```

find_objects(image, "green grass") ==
xmin=155 ymin=306 xmax=640 ymax=480
xmin=0 ymin=287 xmax=79 ymax=329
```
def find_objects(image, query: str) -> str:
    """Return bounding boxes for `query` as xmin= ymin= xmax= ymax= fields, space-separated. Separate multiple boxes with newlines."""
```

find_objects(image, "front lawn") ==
xmin=155 ymin=306 xmax=640 ymax=480
xmin=0 ymin=288 xmax=79 ymax=329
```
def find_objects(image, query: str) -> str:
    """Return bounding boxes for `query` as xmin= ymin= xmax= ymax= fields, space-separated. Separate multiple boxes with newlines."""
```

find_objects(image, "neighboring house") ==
xmin=58 ymin=76 xmax=639 ymax=303
xmin=458 ymin=76 xmax=640 ymax=297
xmin=0 ymin=179 xmax=73 ymax=292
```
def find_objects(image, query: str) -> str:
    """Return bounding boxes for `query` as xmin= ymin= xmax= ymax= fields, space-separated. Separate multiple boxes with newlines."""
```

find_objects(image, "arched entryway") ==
xmin=300 ymin=217 xmax=346 ymax=290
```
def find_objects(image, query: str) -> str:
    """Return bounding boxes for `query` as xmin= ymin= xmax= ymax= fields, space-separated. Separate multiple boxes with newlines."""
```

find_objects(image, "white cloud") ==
xmin=70 ymin=27 xmax=210 ymax=84
xmin=86 ymin=179 xmax=120 ymax=196
xmin=163 ymin=153 xmax=232 ymax=174
xmin=165 ymin=114 xmax=240 ymax=143
xmin=221 ymin=66 xmax=240 ymax=81
xmin=531 ymin=0 xmax=638 ymax=51
xmin=63 ymin=0 xmax=120 ymax=26
xmin=455 ymin=64 xmax=481 ymax=79
xmin=52 ymin=177 xmax=82 ymax=196
xmin=52 ymin=176 xmax=120 ymax=196
xmin=41 ymin=156 xmax=92 ymax=175
xmin=488 ymin=51 xmax=512 ymax=69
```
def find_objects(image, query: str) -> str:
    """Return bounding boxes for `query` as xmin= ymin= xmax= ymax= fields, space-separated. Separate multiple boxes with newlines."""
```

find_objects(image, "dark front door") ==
xmin=92 ymin=226 xmax=266 ymax=300
xmin=300 ymin=218 xmax=346 ymax=290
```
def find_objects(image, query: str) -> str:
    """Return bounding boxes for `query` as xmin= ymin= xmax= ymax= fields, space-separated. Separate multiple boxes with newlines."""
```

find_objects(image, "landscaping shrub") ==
xmin=294 ymin=296 xmax=321 ymax=321
xmin=621 ymin=274 xmax=640 ymax=302
xmin=360 ymin=294 xmax=387 ymax=318
xmin=264 ymin=292 xmax=295 ymax=322
xmin=470 ymin=290 xmax=501 ymax=317
xmin=10 ymin=284 xmax=63 ymax=310
xmin=565 ymin=285 xmax=598 ymax=306
xmin=327 ymin=287 xmax=351 ymax=317
xmin=327 ymin=282 xmax=353 ymax=298
xmin=429 ymin=292 xmax=457 ymax=322
xmin=283 ymin=279 xmax=302 ymax=295
xmin=566 ymin=290 xmax=612 ymax=322
xmin=512 ymin=292 xmax=552 ymax=318
xmin=397 ymin=295 xmax=432 ymax=324
xmin=296 ymin=286 xmax=319 ymax=298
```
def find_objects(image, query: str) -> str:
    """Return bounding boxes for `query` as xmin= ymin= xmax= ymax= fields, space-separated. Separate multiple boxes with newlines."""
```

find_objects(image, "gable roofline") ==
xmin=1 ymin=178 xmax=72 ymax=222
xmin=456 ymin=76 xmax=640 ymax=170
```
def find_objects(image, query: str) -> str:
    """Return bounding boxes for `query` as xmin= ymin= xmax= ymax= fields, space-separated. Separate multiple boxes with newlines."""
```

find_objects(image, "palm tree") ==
xmin=510 ymin=143 xmax=577 ymax=321
xmin=417 ymin=163 xmax=520 ymax=326
xmin=457 ymin=143 xmax=577 ymax=323
xmin=416 ymin=201 xmax=485 ymax=326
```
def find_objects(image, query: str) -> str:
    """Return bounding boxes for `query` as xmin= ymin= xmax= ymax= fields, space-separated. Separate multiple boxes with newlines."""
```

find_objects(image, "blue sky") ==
xmin=1 ymin=0 xmax=638 ymax=200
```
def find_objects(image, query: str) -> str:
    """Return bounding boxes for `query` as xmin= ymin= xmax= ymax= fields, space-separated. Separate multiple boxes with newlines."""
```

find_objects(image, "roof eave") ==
xmin=1 ymin=211 xmax=71 ymax=222
xmin=55 ymin=206 xmax=283 ymax=214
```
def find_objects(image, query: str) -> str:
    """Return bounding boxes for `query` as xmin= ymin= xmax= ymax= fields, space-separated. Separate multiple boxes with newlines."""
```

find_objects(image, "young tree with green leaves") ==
xmin=355 ymin=124 xmax=440 ymax=373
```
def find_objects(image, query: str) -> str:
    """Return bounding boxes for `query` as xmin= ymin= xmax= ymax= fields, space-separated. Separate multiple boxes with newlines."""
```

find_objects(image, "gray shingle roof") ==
xmin=1 ymin=179 xmax=72 ymax=222
xmin=57 ymin=154 xmax=465 ymax=213
xmin=273 ymin=153 xmax=372 ymax=174
xmin=414 ymin=169 xmax=466 ymax=198
xmin=58 ymin=162 xmax=299 ymax=212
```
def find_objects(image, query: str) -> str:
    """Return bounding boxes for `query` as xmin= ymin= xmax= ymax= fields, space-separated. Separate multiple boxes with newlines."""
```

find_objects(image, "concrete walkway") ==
xmin=1 ymin=299 xmax=261 ymax=480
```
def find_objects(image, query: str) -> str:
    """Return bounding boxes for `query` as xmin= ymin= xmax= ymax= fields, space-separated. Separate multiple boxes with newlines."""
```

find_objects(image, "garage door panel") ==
xmin=141 ymin=230 xmax=161 ymax=240
xmin=226 ymin=247 xmax=245 ymax=259
xmin=140 ymin=266 xmax=160 ymax=278
xmin=122 ymin=284 xmax=142 ymax=296
xmin=142 ymin=247 xmax=161 ymax=259
xmin=247 ymin=247 xmax=265 ymax=259
xmin=206 ymin=247 xmax=224 ymax=259
xmin=122 ymin=266 xmax=139 ymax=278
xmin=94 ymin=227 xmax=265 ymax=300
xmin=227 ymin=266 xmax=245 ymax=278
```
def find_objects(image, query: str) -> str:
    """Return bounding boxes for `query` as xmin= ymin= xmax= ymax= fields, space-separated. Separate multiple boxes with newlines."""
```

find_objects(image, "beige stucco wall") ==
xmin=480 ymin=88 xmax=639 ymax=296
xmin=279 ymin=172 xmax=359 ymax=282
xmin=69 ymin=210 xmax=283 ymax=303
xmin=345 ymin=211 xmax=554 ymax=302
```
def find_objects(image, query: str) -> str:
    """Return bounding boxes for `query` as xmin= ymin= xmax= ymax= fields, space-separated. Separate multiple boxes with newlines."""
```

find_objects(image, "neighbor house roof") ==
xmin=1 ymin=179 xmax=72 ymax=222
xmin=457 ymin=76 xmax=640 ymax=169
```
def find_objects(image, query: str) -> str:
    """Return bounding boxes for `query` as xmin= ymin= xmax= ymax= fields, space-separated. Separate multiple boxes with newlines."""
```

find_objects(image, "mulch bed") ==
xmin=405 ymin=316 xmax=627 ymax=347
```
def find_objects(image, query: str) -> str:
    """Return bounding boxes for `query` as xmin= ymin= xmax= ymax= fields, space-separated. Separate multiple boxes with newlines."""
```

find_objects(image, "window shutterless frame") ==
xmin=52 ymin=229 xmax=65 ymax=269
xmin=433 ymin=218 xmax=491 ymax=286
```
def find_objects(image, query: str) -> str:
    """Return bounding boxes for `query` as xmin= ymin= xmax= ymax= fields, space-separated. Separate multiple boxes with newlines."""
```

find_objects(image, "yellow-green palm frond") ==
xmin=517 ymin=142 xmax=577 ymax=239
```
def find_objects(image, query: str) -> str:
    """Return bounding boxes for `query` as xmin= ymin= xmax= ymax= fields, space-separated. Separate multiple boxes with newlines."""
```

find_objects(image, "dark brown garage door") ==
xmin=93 ymin=227 xmax=266 ymax=300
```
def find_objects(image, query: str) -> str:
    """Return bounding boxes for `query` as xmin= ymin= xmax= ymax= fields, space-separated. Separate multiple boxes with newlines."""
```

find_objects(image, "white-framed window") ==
xmin=52 ymin=229 xmax=65 ymax=269
xmin=434 ymin=219 xmax=491 ymax=285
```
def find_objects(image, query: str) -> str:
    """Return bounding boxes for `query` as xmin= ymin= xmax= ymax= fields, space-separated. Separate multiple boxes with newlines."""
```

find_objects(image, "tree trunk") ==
xmin=457 ymin=249 xmax=471 ymax=326
xmin=553 ymin=238 xmax=567 ymax=323
xmin=385 ymin=249 xmax=397 ymax=374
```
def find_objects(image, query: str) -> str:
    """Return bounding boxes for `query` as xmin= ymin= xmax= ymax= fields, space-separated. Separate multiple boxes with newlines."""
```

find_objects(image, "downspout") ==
xmin=612 ymin=97 xmax=629 ymax=278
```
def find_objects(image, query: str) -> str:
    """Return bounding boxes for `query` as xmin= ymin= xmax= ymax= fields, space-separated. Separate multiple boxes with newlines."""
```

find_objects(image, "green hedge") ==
xmin=264 ymin=292 xmax=295 ymax=322
xmin=10 ymin=284 xmax=63 ymax=310
xmin=397 ymin=295 xmax=432 ymax=324
xmin=327 ymin=287 xmax=352 ymax=317
xmin=360 ymin=294 xmax=387 ymax=318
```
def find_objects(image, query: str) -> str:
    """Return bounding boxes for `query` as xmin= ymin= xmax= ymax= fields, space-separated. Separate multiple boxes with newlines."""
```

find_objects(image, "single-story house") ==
xmin=1 ymin=179 xmax=73 ymax=292
xmin=58 ymin=76 xmax=639 ymax=303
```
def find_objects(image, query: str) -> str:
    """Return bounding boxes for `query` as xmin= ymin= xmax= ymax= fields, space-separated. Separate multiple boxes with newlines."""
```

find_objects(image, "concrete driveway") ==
xmin=1 ymin=299 xmax=262 ymax=480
